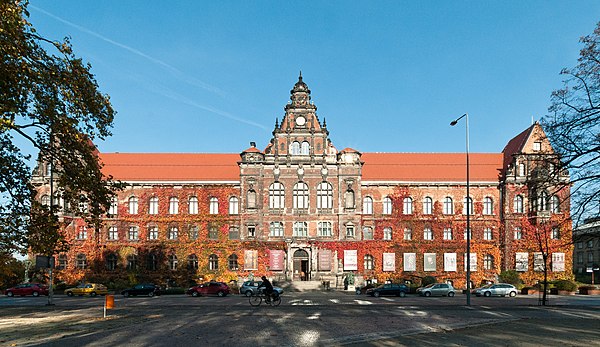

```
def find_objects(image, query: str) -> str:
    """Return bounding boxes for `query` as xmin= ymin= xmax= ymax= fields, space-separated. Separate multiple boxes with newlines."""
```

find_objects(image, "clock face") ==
xmin=296 ymin=116 xmax=306 ymax=126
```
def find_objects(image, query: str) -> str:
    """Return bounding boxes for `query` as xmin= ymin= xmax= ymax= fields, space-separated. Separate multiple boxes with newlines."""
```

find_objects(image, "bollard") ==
xmin=104 ymin=294 xmax=114 ymax=318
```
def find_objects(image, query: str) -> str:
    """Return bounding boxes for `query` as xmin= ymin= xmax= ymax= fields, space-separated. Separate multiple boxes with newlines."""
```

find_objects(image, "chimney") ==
xmin=250 ymin=142 xmax=256 ymax=147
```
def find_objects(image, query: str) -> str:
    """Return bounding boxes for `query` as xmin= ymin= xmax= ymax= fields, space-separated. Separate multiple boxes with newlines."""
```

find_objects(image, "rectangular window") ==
xmin=403 ymin=228 xmax=412 ymax=241
xmin=108 ymin=226 xmax=118 ymax=241
xmin=577 ymin=252 xmax=584 ymax=264
xmin=270 ymin=222 xmax=284 ymax=237
xmin=363 ymin=227 xmax=373 ymax=240
xmin=228 ymin=227 xmax=239 ymax=240
xmin=514 ymin=227 xmax=522 ymax=240
xmin=346 ymin=225 xmax=355 ymax=238
xmin=293 ymin=222 xmax=308 ymax=237
xmin=318 ymin=221 xmax=332 ymax=237
xmin=248 ymin=225 xmax=256 ymax=238
xmin=208 ymin=225 xmax=218 ymax=240
xmin=108 ymin=198 xmax=118 ymax=216
xmin=168 ymin=227 xmax=178 ymax=240
xmin=464 ymin=228 xmax=472 ymax=240
xmin=484 ymin=228 xmax=493 ymax=240
xmin=533 ymin=142 xmax=542 ymax=151
xmin=128 ymin=226 xmax=139 ymax=241
xmin=551 ymin=228 xmax=560 ymax=240
xmin=148 ymin=226 xmax=158 ymax=240
xmin=383 ymin=227 xmax=392 ymax=240
xmin=76 ymin=226 xmax=87 ymax=240
xmin=443 ymin=228 xmax=452 ymax=240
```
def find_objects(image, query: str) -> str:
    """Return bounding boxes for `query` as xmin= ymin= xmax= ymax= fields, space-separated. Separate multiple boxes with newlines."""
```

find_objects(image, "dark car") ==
xmin=187 ymin=282 xmax=230 ymax=297
xmin=239 ymin=280 xmax=284 ymax=297
xmin=121 ymin=284 xmax=161 ymax=297
xmin=366 ymin=283 xmax=409 ymax=297
xmin=5 ymin=283 xmax=49 ymax=297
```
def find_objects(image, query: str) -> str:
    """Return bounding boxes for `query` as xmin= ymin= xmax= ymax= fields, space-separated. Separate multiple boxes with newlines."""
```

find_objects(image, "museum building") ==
xmin=33 ymin=75 xmax=573 ymax=289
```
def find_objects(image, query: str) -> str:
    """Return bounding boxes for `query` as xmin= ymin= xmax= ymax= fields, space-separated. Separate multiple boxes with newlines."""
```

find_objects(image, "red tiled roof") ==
xmin=501 ymin=124 xmax=534 ymax=170
xmin=99 ymin=153 xmax=240 ymax=182
xmin=99 ymin=152 xmax=503 ymax=183
xmin=361 ymin=153 xmax=503 ymax=182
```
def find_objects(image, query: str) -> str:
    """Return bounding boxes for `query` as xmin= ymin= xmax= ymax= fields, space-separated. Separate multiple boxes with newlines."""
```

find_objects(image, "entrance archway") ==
xmin=293 ymin=249 xmax=310 ymax=281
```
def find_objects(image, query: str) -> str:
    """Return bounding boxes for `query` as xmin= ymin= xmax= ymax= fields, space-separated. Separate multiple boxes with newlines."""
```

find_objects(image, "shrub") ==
xmin=554 ymin=280 xmax=577 ymax=292
xmin=421 ymin=276 xmax=436 ymax=286
xmin=498 ymin=270 xmax=522 ymax=287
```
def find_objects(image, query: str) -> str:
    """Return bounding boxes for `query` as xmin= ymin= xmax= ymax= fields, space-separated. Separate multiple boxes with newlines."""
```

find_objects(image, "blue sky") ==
xmin=28 ymin=1 xmax=600 ymax=154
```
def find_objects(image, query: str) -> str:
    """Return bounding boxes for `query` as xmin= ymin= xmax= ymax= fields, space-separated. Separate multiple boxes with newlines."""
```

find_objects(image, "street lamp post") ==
xmin=450 ymin=113 xmax=471 ymax=306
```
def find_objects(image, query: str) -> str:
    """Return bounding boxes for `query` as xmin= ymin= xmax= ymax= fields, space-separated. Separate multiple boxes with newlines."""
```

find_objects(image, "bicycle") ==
xmin=249 ymin=289 xmax=281 ymax=307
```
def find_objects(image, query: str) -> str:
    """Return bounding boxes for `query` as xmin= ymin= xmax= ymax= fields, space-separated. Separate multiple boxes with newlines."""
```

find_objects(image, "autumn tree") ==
xmin=0 ymin=0 xmax=120 ymax=257
xmin=544 ymin=21 xmax=600 ymax=226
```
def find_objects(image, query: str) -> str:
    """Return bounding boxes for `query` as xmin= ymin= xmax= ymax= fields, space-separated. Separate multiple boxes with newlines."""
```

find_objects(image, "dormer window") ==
xmin=533 ymin=142 xmax=542 ymax=151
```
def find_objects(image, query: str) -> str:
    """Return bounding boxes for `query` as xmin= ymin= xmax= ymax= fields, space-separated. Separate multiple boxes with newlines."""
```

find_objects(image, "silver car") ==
xmin=239 ymin=281 xmax=284 ymax=297
xmin=417 ymin=283 xmax=456 ymax=297
xmin=473 ymin=283 xmax=518 ymax=297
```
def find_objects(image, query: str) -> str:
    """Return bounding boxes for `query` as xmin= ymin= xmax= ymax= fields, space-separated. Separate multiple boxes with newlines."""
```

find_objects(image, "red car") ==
xmin=187 ymin=282 xmax=230 ymax=297
xmin=5 ymin=283 xmax=49 ymax=297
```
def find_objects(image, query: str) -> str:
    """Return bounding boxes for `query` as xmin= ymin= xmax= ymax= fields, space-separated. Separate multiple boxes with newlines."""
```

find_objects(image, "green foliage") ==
xmin=499 ymin=270 xmax=523 ymax=287
xmin=421 ymin=276 xmax=436 ymax=286
xmin=553 ymin=279 xmax=577 ymax=292
xmin=0 ymin=0 xmax=121 ymax=256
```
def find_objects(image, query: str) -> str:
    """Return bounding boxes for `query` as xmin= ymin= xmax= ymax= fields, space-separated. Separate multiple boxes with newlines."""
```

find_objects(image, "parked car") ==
xmin=473 ymin=283 xmax=518 ymax=297
xmin=366 ymin=283 xmax=409 ymax=297
xmin=187 ymin=281 xmax=231 ymax=297
xmin=64 ymin=283 xmax=109 ymax=297
xmin=5 ymin=283 xmax=49 ymax=297
xmin=417 ymin=283 xmax=456 ymax=297
xmin=239 ymin=280 xmax=284 ymax=297
xmin=121 ymin=284 xmax=161 ymax=297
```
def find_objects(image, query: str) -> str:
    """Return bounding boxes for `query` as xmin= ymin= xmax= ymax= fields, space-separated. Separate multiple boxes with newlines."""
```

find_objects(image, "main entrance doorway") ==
xmin=293 ymin=249 xmax=310 ymax=281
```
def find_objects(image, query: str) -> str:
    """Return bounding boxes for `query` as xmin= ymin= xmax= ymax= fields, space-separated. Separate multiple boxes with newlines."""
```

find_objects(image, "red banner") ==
xmin=269 ymin=250 xmax=285 ymax=271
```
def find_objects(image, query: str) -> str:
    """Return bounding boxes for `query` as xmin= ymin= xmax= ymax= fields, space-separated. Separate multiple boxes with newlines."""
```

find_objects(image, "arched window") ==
xmin=270 ymin=222 xmax=284 ymax=237
xmin=127 ymin=254 xmax=137 ymax=271
xmin=423 ymin=197 xmax=433 ymax=215
xmin=483 ymin=197 xmax=493 ymax=215
xmin=364 ymin=254 xmax=374 ymax=270
xmin=363 ymin=196 xmax=373 ymax=214
xmin=76 ymin=254 xmax=87 ymax=269
xmin=551 ymin=196 xmax=560 ymax=213
xmin=514 ymin=195 xmax=524 ymax=213
xmin=209 ymin=197 xmax=219 ymax=214
xmin=290 ymin=141 xmax=301 ymax=155
xmin=403 ymin=197 xmax=413 ymax=215
xmin=383 ymin=196 xmax=392 ymax=215
xmin=169 ymin=197 xmax=179 ymax=214
xmin=269 ymin=182 xmax=285 ymax=209
xmin=209 ymin=254 xmax=219 ymax=270
xmin=188 ymin=225 xmax=198 ymax=240
xmin=128 ymin=196 xmax=138 ymax=215
xmin=463 ymin=196 xmax=473 ymax=215
xmin=316 ymin=182 xmax=333 ymax=209
xmin=208 ymin=224 xmax=218 ymax=240
xmin=108 ymin=197 xmax=118 ymax=216
xmin=106 ymin=254 xmax=117 ymax=271
xmin=188 ymin=254 xmax=198 ymax=270
xmin=149 ymin=196 xmax=159 ymax=214
xmin=383 ymin=227 xmax=392 ymax=240
xmin=484 ymin=254 xmax=494 ymax=270
xmin=229 ymin=196 xmax=239 ymax=214
xmin=443 ymin=197 xmax=453 ymax=215
xmin=518 ymin=163 xmax=526 ymax=176
xmin=293 ymin=182 xmax=309 ymax=210
xmin=301 ymin=141 xmax=310 ymax=155
xmin=228 ymin=254 xmax=239 ymax=270
xmin=41 ymin=195 xmax=50 ymax=206
xmin=188 ymin=196 xmax=198 ymax=214
xmin=293 ymin=222 xmax=308 ymax=237
xmin=168 ymin=254 xmax=178 ymax=270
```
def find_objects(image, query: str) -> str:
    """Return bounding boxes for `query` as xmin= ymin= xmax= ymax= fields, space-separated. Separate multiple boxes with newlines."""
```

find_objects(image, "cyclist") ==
xmin=259 ymin=276 xmax=274 ymax=302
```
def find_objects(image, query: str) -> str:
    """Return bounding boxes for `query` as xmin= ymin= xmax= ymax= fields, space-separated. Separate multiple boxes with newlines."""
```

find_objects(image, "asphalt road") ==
xmin=1 ymin=292 xmax=599 ymax=346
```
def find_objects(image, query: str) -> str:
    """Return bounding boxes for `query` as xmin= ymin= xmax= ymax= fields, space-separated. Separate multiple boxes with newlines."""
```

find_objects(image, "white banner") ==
xmin=404 ymin=253 xmax=416 ymax=271
xmin=516 ymin=252 xmax=528 ymax=272
xmin=344 ymin=250 xmax=358 ymax=271
xmin=552 ymin=253 xmax=565 ymax=272
xmin=533 ymin=252 xmax=544 ymax=272
xmin=383 ymin=253 xmax=396 ymax=272
xmin=444 ymin=253 xmax=457 ymax=272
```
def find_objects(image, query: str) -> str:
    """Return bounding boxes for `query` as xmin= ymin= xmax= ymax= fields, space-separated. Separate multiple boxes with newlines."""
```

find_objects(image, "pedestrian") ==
xmin=344 ymin=276 xmax=349 ymax=290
